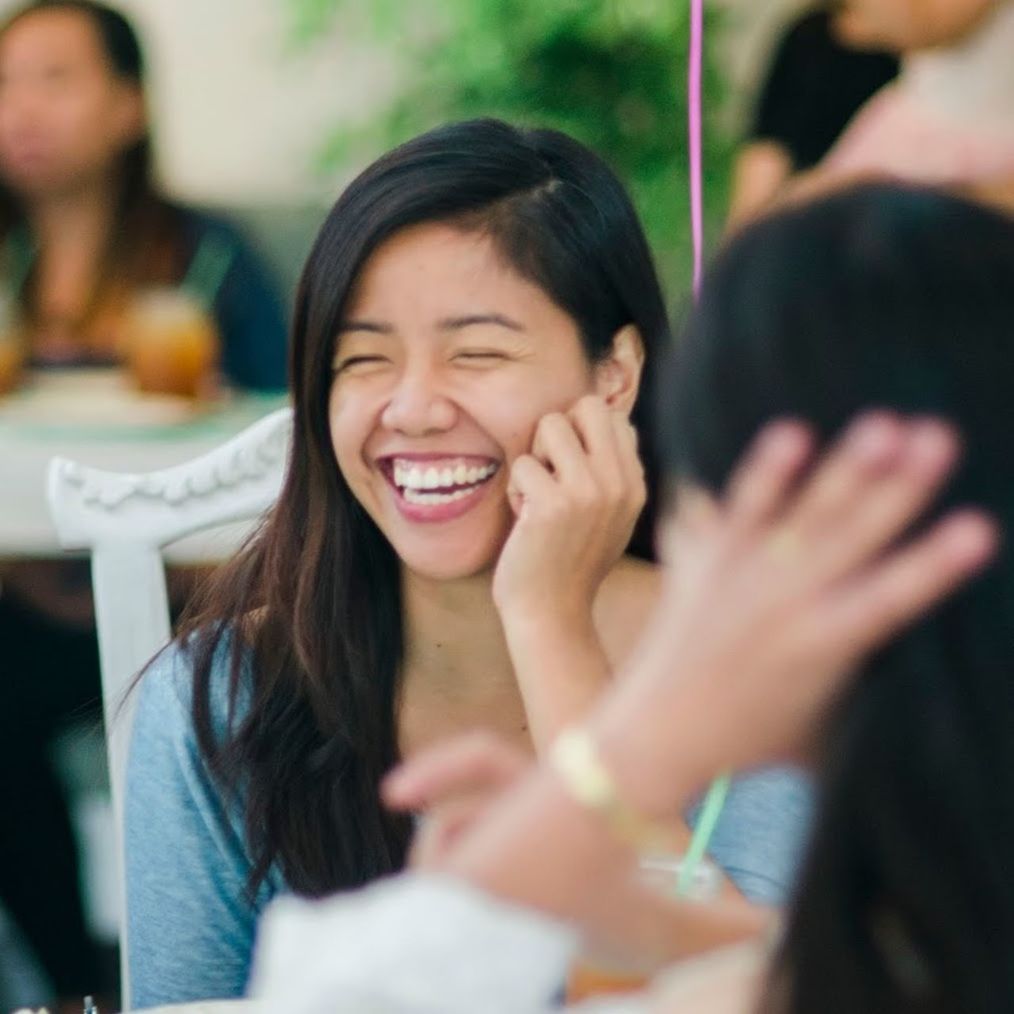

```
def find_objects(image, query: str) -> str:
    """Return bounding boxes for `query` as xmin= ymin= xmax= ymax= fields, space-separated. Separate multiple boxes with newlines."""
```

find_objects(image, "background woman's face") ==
xmin=328 ymin=221 xmax=609 ymax=582
xmin=835 ymin=0 xmax=997 ymax=50
xmin=0 ymin=9 xmax=144 ymax=195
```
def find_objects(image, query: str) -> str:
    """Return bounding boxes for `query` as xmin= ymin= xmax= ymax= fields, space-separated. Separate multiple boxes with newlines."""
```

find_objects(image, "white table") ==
xmin=0 ymin=370 xmax=288 ymax=560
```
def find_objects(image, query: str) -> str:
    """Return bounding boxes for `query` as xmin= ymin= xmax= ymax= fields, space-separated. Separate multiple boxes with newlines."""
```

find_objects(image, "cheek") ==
xmin=459 ymin=369 xmax=595 ymax=458
xmin=327 ymin=387 xmax=372 ymax=478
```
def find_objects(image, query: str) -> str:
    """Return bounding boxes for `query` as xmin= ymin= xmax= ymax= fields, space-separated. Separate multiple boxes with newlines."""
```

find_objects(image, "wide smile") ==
xmin=379 ymin=455 xmax=502 ymax=522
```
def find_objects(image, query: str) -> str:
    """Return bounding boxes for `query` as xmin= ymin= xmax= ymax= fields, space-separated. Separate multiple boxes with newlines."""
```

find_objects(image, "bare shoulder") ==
xmin=594 ymin=556 xmax=663 ymax=669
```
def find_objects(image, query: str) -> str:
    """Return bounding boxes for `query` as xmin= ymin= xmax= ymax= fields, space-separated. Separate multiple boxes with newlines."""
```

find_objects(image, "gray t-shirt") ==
xmin=125 ymin=643 xmax=814 ymax=1009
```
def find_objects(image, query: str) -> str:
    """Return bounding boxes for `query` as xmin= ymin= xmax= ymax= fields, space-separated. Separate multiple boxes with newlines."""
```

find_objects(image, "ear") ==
xmin=593 ymin=323 xmax=644 ymax=416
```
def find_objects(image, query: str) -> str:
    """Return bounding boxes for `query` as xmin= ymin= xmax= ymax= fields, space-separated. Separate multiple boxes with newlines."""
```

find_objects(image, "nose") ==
xmin=380 ymin=365 xmax=457 ymax=436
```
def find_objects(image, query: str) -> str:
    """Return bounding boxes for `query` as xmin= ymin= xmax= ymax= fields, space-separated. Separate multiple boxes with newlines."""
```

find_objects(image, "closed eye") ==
xmin=333 ymin=355 xmax=390 ymax=374
xmin=453 ymin=350 xmax=509 ymax=364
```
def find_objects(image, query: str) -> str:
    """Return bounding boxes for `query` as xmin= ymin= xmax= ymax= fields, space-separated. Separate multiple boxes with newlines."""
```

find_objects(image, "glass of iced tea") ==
xmin=0 ymin=291 xmax=26 ymax=395
xmin=124 ymin=287 xmax=220 ymax=399
xmin=566 ymin=853 xmax=721 ymax=1004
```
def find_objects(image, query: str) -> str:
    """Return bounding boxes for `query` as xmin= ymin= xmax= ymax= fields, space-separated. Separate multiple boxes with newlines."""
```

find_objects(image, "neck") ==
xmin=901 ymin=2 xmax=1014 ymax=123
xmin=26 ymin=172 xmax=120 ymax=253
xmin=401 ymin=567 xmax=516 ymax=697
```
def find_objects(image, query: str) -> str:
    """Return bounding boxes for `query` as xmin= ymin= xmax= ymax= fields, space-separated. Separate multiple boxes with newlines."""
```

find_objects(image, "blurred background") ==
xmin=0 ymin=0 xmax=804 ymax=307
xmin=8 ymin=0 xmax=1007 ymax=1009
xmin=0 ymin=1 xmax=780 ymax=1000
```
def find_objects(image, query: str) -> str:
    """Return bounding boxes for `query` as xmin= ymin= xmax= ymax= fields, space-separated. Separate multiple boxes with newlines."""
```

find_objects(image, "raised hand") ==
xmin=383 ymin=732 xmax=532 ymax=868
xmin=592 ymin=412 xmax=999 ymax=815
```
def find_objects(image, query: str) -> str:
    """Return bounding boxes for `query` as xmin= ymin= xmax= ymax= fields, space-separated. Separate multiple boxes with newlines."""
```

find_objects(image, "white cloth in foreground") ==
xmin=251 ymin=873 xmax=589 ymax=1014
xmin=251 ymin=872 xmax=766 ymax=1014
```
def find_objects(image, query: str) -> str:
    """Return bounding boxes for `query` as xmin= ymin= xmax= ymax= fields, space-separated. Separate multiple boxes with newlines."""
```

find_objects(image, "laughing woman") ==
xmin=125 ymin=119 xmax=812 ymax=1007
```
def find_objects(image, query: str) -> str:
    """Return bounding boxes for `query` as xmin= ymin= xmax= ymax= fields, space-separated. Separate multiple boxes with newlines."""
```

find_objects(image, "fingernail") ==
xmin=944 ymin=512 xmax=999 ymax=563
xmin=760 ymin=419 xmax=810 ymax=456
xmin=846 ymin=412 xmax=899 ymax=457
xmin=907 ymin=419 xmax=958 ymax=464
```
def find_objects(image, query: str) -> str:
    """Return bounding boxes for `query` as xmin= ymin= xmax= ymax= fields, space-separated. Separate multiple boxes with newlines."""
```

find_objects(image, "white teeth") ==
xmin=403 ymin=487 xmax=474 ymax=505
xmin=390 ymin=458 xmax=498 ymax=492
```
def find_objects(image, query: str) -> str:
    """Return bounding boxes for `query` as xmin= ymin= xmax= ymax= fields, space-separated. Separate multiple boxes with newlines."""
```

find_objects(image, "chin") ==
xmin=397 ymin=535 xmax=504 ymax=584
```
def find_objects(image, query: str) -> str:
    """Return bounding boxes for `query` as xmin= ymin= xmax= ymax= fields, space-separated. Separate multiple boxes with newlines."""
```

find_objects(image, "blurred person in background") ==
xmin=823 ymin=0 xmax=1014 ymax=187
xmin=0 ymin=1 xmax=287 ymax=1008
xmin=727 ymin=2 xmax=899 ymax=227
xmin=776 ymin=0 xmax=1014 ymax=215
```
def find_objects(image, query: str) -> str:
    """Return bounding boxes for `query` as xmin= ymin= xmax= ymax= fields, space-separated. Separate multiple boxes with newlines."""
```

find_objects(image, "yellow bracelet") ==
xmin=549 ymin=726 xmax=679 ymax=855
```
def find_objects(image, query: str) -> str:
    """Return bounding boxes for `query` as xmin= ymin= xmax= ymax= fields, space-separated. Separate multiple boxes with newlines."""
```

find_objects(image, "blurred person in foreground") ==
xmin=728 ymin=2 xmax=899 ymax=227
xmin=0 ymin=1 xmax=286 ymax=1008
xmin=252 ymin=184 xmax=1013 ymax=1013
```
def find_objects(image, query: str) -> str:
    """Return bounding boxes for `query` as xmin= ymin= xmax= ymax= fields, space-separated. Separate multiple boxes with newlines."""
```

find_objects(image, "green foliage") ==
xmin=286 ymin=0 xmax=732 ymax=300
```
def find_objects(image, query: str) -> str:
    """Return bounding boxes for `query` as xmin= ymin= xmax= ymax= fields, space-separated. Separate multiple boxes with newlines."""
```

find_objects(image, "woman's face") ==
xmin=0 ymin=9 xmax=145 ymax=195
xmin=328 ymin=222 xmax=625 ymax=582
xmin=834 ymin=0 xmax=997 ymax=51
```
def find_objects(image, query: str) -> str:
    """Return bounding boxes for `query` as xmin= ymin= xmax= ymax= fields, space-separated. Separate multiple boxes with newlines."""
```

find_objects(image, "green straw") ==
xmin=182 ymin=233 xmax=236 ymax=311
xmin=676 ymin=773 xmax=731 ymax=897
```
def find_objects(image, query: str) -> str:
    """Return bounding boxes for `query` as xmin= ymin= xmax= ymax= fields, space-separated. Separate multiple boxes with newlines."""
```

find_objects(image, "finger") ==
xmin=507 ymin=454 xmax=559 ymax=518
xmin=609 ymin=412 xmax=645 ymax=504
xmin=531 ymin=412 xmax=594 ymax=488
xmin=382 ymin=731 xmax=531 ymax=810
xmin=670 ymin=483 xmax=720 ymax=535
xmin=569 ymin=395 xmax=622 ymax=466
xmin=786 ymin=412 xmax=909 ymax=541
xmin=409 ymin=798 xmax=490 ymax=870
xmin=809 ymin=419 xmax=961 ymax=581
xmin=725 ymin=420 xmax=814 ymax=532
xmin=820 ymin=510 xmax=998 ymax=663
xmin=569 ymin=401 xmax=642 ymax=514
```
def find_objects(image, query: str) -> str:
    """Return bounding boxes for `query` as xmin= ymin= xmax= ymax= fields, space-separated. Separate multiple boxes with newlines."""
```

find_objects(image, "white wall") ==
xmin=126 ymin=0 xmax=397 ymax=203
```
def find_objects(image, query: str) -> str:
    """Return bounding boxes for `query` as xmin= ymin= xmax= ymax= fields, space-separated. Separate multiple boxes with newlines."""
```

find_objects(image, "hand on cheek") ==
xmin=492 ymin=394 xmax=645 ymax=625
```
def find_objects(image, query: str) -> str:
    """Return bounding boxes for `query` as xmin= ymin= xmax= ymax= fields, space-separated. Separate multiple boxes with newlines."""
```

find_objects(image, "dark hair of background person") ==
xmin=663 ymin=184 xmax=1014 ymax=1014
xmin=0 ymin=0 xmax=189 ymax=324
xmin=176 ymin=117 xmax=671 ymax=897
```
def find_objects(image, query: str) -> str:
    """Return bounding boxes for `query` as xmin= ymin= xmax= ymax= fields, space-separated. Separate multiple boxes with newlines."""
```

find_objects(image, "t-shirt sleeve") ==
xmin=688 ymin=766 xmax=814 ymax=906
xmin=751 ymin=18 xmax=812 ymax=151
xmin=125 ymin=643 xmax=276 ymax=1007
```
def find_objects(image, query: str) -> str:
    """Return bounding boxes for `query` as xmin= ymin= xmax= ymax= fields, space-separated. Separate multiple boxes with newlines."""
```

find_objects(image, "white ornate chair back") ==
xmin=45 ymin=406 xmax=292 ymax=1005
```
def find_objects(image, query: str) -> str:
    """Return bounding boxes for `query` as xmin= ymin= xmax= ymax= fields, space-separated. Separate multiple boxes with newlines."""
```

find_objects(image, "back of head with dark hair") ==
xmin=183 ymin=118 xmax=671 ymax=897
xmin=664 ymin=184 xmax=1014 ymax=1014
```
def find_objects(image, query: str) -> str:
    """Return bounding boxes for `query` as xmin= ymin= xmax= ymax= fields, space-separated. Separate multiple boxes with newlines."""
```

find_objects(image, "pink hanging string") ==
xmin=687 ymin=0 xmax=705 ymax=297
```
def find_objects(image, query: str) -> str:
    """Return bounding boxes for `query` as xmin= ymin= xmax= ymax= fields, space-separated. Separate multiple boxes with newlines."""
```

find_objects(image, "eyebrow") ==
xmin=336 ymin=320 xmax=394 ymax=335
xmin=438 ymin=313 xmax=525 ymax=332
xmin=336 ymin=313 xmax=526 ymax=336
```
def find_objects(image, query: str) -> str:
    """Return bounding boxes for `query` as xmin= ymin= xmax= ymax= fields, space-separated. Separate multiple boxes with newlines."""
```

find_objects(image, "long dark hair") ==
xmin=0 ymin=1 xmax=187 ymax=321
xmin=180 ymin=118 xmax=670 ymax=897
xmin=664 ymin=184 xmax=1014 ymax=1014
